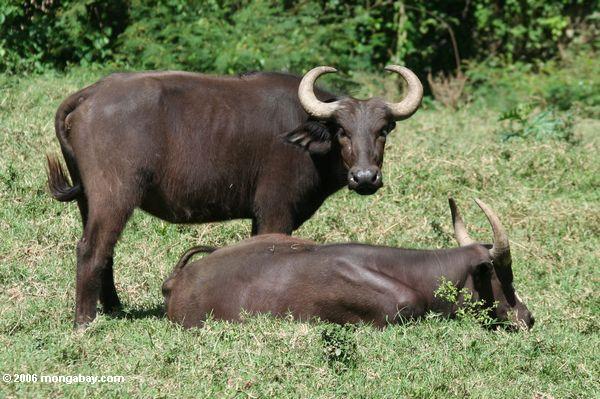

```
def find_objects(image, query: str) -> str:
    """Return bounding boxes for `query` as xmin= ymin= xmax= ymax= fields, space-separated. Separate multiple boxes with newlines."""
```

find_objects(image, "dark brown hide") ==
xmin=164 ymin=203 xmax=533 ymax=330
xmin=46 ymin=69 xmax=421 ymax=328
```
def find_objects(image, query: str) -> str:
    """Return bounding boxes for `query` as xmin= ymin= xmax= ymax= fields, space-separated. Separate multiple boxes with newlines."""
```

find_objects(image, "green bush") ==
xmin=115 ymin=0 xmax=392 ymax=74
xmin=497 ymin=103 xmax=577 ymax=143
xmin=544 ymin=80 xmax=600 ymax=111
xmin=397 ymin=0 xmax=597 ymax=73
xmin=471 ymin=0 xmax=586 ymax=63
xmin=464 ymin=47 xmax=599 ymax=115
xmin=433 ymin=277 xmax=496 ymax=327
xmin=0 ymin=1 xmax=596 ymax=74
xmin=0 ymin=0 xmax=128 ymax=73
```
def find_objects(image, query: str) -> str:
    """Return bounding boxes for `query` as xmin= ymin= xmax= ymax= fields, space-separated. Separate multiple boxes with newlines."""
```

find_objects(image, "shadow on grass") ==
xmin=106 ymin=304 xmax=166 ymax=320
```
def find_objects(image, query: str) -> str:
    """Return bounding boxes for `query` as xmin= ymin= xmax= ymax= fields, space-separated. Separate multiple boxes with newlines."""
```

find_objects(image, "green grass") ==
xmin=0 ymin=61 xmax=598 ymax=398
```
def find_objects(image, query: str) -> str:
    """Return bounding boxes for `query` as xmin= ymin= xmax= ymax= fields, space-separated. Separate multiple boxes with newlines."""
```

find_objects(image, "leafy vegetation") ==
xmin=0 ymin=56 xmax=598 ymax=396
xmin=1 ymin=1 xmax=597 ymax=74
xmin=433 ymin=277 xmax=496 ymax=327
xmin=116 ymin=0 xmax=389 ymax=74
xmin=465 ymin=50 xmax=600 ymax=114
xmin=497 ymin=104 xmax=576 ymax=143
xmin=319 ymin=324 xmax=359 ymax=371
xmin=0 ymin=0 xmax=128 ymax=73
xmin=0 ymin=1 xmax=598 ymax=397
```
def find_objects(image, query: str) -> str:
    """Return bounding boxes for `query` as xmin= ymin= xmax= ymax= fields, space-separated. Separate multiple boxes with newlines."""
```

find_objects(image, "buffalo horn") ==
xmin=384 ymin=65 xmax=423 ymax=120
xmin=449 ymin=198 xmax=476 ymax=246
xmin=298 ymin=66 xmax=341 ymax=119
xmin=474 ymin=198 xmax=512 ymax=266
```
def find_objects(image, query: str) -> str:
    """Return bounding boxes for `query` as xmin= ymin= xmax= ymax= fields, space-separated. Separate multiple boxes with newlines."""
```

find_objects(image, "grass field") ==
xmin=0 ymin=58 xmax=598 ymax=398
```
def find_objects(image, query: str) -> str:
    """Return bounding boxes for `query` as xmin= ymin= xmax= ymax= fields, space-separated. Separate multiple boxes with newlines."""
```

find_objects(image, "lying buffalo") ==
xmin=46 ymin=65 xmax=423 ymax=328
xmin=163 ymin=199 xmax=534 ymax=330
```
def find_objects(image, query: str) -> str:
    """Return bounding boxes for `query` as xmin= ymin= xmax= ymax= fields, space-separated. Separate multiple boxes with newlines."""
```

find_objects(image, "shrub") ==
xmin=497 ymin=103 xmax=577 ymax=143
xmin=0 ymin=0 xmax=128 ymax=73
xmin=464 ymin=47 xmax=599 ymax=115
xmin=1 ymin=1 xmax=596 ymax=74
xmin=395 ymin=0 xmax=597 ymax=74
xmin=115 ymin=0 xmax=392 ymax=74
xmin=543 ymin=80 xmax=600 ymax=111
xmin=433 ymin=277 xmax=496 ymax=326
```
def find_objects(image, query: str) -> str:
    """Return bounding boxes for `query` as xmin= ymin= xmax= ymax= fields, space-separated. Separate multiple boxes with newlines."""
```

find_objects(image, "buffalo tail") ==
xmin=46 ymin=155 xmax=82 ymax=202
xmin=174 ymin=246 xmax=218 ymax=271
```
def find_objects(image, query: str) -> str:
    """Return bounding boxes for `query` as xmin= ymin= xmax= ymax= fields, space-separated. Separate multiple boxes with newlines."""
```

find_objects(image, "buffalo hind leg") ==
xmin=76 ymin=195 xmax=121 ymax=314
xmin=75 ymin=206 xmax=131 ymax=329
xmin=392 ymin=286 xmax=426 ymax=325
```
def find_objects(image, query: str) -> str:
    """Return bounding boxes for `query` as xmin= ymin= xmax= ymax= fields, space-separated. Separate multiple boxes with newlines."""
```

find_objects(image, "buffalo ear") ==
xmin=306 ymin=140 xmax=332 ymax=154
xmin=285 ymin=121 xmax=332 ymax=155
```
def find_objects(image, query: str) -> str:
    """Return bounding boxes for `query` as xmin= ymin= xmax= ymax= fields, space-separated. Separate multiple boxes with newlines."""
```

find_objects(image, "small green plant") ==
xmin=434 ymin=277 xmax=495 ymax=326
xmin=497 ymin=103 xmax=577 ymax=143
xmin=319 ymin=323 xmax=358 ymax=371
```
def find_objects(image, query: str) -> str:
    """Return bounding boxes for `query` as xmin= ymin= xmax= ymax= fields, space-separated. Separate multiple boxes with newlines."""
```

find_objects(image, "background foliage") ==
xmin=0 ymin=1 xmax=598 ymax=398
xmin=1 ymin=0 xmax=597 ymax=75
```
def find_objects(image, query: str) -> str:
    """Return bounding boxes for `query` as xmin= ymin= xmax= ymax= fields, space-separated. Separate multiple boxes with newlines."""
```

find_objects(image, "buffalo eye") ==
xmin=337 ymin=130 xmax=351 ymax=146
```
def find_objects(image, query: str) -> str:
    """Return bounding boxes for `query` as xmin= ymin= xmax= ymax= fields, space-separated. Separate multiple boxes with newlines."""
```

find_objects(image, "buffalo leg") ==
xmin=252 ymin=212 xmax=294 ymax=235
xmin=330 ymin=284 xmax=425 ymax=328
xmin=252 ymin=181 xmax=298 ymax=235
xmin=76 ymin=196 xmax=89 ymax=227
xmin=99 ymin=258 xmax=121 ymax=313
xmin=76 ymin=195 xmax=121 ymax=314
xmin=74 ymin=206 xmax=131 ymax=329
xmin=391 ymin=286 xmax=426 ymax=324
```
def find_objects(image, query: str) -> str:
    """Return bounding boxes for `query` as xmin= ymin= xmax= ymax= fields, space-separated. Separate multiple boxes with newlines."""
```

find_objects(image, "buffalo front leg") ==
xmin=252 ymin=209 xmax=295 ymax=236
xmin=74 ymin=208 xmax=130 ymax=329
xmin=100 ymin=258 xmax=121 ymax=313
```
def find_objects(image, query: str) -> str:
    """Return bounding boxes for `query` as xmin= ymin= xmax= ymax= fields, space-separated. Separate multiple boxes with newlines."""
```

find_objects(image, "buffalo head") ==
xmin=287 ymin=66 xmax=423 ymax=195
xmin=450 ymin=198 xmax=534 ymax=330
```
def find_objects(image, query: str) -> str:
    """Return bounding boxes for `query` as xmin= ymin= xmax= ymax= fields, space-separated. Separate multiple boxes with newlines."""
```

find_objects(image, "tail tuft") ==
xmin=46 ymin=154 xmax=82 ymax=202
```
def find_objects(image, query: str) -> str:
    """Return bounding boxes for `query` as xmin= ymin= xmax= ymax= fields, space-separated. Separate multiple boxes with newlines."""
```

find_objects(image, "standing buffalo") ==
xmin=46 ymin=65 xmax=423 ymax=328
xmin=163 ymin=199 xmax=534 ymax=330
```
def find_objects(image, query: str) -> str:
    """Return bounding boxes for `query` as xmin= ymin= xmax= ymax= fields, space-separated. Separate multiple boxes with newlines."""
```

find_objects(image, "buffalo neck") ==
xmin=312 ymin=144 xmax=349 ymax=193
xmin=348 ymin=244 xmax=489 ymax=313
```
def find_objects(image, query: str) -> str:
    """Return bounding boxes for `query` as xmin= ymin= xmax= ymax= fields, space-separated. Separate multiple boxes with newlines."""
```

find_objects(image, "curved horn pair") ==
xmin=448 ymin=198 xmax=511 ymax=265
xmin=298 ymin=65 xmax=423 ymax=120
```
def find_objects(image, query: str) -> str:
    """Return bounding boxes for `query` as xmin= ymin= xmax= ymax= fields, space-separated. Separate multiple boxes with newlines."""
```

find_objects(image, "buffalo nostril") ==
xmin=348 ymin=168 xmax=382 ymax=192
xmin=370 ymin=172 xmax=379 ymax=183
